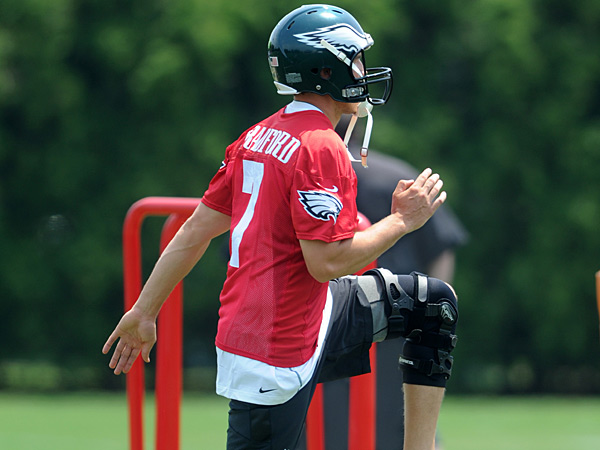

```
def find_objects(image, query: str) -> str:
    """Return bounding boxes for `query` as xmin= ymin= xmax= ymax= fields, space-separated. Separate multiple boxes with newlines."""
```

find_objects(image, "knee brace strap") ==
xmin=363 ymin=268 xmax=427 ymax=340
xmin=363 ymin=268 xmax=413 ymax=339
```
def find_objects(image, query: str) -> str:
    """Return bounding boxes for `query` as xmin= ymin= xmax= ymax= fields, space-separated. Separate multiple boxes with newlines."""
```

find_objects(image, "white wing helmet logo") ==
xmin=294 ymin=24 xmax=373 ymax=54
xmin=298 ymin=190 xmax=343 ymax=222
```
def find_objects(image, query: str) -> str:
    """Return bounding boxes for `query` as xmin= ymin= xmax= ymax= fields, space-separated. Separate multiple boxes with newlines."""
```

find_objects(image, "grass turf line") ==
xmin=1 ymin=392 xmax=599 ymax=449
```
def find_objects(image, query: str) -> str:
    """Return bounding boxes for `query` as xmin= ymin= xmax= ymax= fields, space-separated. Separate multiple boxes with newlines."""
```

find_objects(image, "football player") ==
xmin=103 ymin=5 xmax=458 ymax=450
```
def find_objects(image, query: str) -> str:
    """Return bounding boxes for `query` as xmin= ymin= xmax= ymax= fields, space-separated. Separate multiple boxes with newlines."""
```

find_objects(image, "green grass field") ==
xmin=0 ymin=392 xmax=599 ymax=449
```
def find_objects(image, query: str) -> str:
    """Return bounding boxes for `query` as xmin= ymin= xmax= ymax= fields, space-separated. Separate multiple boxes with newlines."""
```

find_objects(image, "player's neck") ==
xmin=293 ymin=93 xmax=343 ymax=128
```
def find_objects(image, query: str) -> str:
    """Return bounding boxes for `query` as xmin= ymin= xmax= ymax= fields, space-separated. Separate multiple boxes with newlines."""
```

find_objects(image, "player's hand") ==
xmin=391 ymin=168 xmax=446 ymax=234
xmin=102 ymin=307 xmax=157 ymax=375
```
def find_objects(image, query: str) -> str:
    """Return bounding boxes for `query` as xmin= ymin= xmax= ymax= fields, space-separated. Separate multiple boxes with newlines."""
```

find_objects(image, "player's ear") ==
xmin=320 ymin=68 xmax=332 ymax=80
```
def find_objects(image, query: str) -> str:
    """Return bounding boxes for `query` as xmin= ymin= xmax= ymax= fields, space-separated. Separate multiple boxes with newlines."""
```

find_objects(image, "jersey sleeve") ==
xmin=291 ymin=132 xmax=358 ymax=242
xmin=201 ymin=143 xmax=235 ymax=216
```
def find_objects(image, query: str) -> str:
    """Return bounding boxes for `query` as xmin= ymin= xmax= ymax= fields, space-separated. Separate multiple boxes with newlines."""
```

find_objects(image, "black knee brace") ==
xmin=364 ymin=268 xmax=458 ymax=387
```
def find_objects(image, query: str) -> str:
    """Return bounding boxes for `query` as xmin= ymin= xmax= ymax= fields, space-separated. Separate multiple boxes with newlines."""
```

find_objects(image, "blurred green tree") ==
xmin=0 ymin=0 xmax=598 ymax=393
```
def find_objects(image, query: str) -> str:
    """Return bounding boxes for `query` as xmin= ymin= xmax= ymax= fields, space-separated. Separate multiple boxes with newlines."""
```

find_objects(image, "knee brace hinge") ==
xmin=401 ymin=301 xmax=458 ymax=379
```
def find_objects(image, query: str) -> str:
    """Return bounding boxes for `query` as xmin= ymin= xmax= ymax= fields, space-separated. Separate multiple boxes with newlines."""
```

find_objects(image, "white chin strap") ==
xmin=344 ymin=101 xmax=373 ymax=168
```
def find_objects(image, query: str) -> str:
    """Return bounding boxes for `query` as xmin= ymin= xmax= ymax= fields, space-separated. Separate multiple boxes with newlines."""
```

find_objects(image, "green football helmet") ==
xmin=267 ymin=4 xmax=393 ymax=105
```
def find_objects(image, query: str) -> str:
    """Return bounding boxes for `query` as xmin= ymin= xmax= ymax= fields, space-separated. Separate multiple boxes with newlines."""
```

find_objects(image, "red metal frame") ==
xmin=123 ymin=197 xmax=378 ymax=450
xmin=123 ymin=197 xmax=200 ymax=450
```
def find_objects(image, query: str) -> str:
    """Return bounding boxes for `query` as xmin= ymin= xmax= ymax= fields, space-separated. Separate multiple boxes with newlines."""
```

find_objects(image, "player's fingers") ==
xmin=141 ymin=343 xmax=152 ymax=364
xmin=413 ymin=168 xmax=433 ymax=187
xmin=110 ymin=340 xmax=130 ymax=372
xmin=424 ymin=173 xmax=441 ymax=193
xmin=432 ymin=190 xmax=447 ymax=209
xmin=122 ymin=348 xmax=141 ymax=374
xmin=102 ymin=330 xmax=119 ymax=355
xmin=113 ymin=344 xmax=134 ymax=375
xmin=108 ymin=340 xmax=123 ymax=369
xmin=428 ymin=179 xmax=444 ymax=198
xmin=395 ymin=178 xmax=414 ymax=193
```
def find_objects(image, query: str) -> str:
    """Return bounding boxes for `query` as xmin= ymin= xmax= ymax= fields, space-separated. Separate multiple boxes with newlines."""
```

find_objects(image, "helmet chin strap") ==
xmin=343 ymin=101 xmax=373 ymax=167
xmin=320 ymin=38 xmax=375 ymax=166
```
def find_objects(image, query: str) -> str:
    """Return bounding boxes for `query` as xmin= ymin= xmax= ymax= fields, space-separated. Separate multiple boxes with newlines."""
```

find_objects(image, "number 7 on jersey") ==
xmin=230 ymin=160 xmax=264 ymax=268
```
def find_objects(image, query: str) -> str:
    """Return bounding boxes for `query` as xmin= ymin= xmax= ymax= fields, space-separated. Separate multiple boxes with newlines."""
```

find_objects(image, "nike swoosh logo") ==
xmin=259 ymin=387 xmax=276 ymax=393
xmin=316 ymin=183 xmax=339 ymax=193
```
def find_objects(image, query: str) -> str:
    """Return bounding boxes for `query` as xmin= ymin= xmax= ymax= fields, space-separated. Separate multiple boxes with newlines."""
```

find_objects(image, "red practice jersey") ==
xmin=201 ymin=104 xmax=358 ymax=367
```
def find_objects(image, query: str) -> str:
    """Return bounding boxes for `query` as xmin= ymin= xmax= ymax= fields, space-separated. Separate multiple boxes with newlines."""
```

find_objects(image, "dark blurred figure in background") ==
xmin=299 ymin=118 xmax=468 ymax=450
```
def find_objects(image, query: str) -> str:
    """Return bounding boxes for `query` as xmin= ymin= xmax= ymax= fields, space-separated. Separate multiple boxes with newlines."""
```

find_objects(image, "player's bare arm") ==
xmin=129 ymin=202 xmax=231 ymax=318
xmin=102 ymin=202 xmax=230 ymax=375
xmin=300 ymin=168 xmax=445 ymax=283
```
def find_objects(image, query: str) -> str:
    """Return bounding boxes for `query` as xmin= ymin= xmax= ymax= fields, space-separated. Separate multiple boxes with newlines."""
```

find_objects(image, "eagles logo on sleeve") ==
xmin=297 ymin=190 xmax=343 ymax=222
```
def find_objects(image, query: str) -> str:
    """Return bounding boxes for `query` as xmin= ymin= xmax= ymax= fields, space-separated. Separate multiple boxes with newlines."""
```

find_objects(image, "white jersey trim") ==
xmin=284 ymin=100 xmax=324 ymax=115
xmin=216 ymin=286 xmax=333 ymax=406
